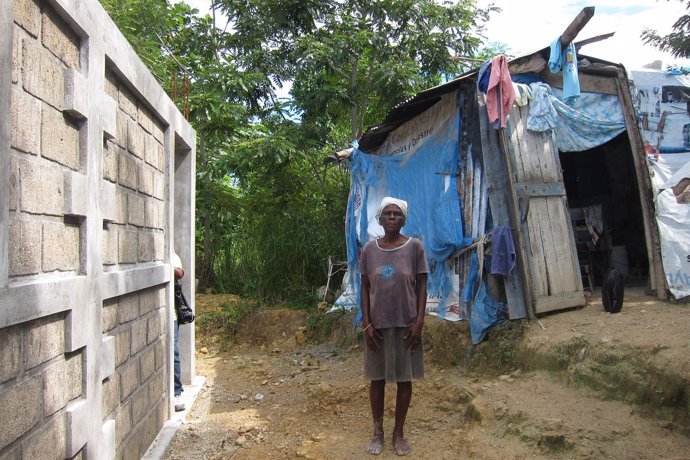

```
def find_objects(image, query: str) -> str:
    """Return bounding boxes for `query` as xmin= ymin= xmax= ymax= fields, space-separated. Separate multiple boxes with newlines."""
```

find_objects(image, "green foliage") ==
xmin=101 ymin=0 xmax=494 ymax=305
xmin=100 ymin=0 xmax=176 ymax=80
xmin=306 ymin=308 xmax=352 ymax=344
xmin=215 ymin=0 xmax=495 ymax=140
xmin=217 ymin=161 xmax=348 ymax=301
xmin=641 ymin=0 xmax=690 ymax=59
xmin=467 ymin=320 xmax=528 ymax=375
xmin=195 ymin=295 xmax=259 ymax=349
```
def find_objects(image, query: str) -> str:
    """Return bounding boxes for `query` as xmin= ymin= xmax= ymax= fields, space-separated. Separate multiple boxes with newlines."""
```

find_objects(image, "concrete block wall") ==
xmin=101 ymin=287 xmax=168 ymax=459
xmin=0 ymin=0 xmax=196 ymax=458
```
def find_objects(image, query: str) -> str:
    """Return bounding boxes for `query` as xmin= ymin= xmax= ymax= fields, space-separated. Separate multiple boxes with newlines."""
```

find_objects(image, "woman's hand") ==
xmin=365 ymin=325 xmax=383 ymax=352
xmin=404 ymin=321 xmax=423 ymax=352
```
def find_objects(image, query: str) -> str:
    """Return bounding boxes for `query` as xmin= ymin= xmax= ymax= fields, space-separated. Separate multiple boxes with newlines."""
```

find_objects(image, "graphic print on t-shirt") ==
xmin=379 ymin=264 xmax=396 ymax=280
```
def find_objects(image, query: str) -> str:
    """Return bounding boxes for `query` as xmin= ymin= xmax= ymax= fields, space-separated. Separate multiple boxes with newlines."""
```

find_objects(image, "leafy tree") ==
xmin=641 ymin=0 xmax=690 ymax=59
xmin=102 ymin=0 xmax=494 ymax=303
xmin=100 ymin=0 xmax=281 ymax=289
xmin=215 ymin=0 xmax=495 ymax=142
xmin=100 ymin=0 xmax=175 ymax=80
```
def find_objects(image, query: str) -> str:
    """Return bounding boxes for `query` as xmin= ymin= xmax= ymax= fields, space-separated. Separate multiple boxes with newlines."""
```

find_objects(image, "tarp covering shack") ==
xmin=335 ymin=11 xmax=673 ymax=339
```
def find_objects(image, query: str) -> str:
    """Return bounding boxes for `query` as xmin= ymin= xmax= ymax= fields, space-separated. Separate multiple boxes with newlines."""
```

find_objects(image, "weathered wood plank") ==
xmin=575 ymin=32 xmax=615 ymax=51
xmin=539 ymin=196 xmax=566 ymax=294
xmin=546 ymin=196 xmax=579 ymax=293
xmin=506 ymin=94 xmax=583 ymax=310
xmin=526 ymin=199 xmax=549 ymax=298
xmin=516 ymin=182 xmax=566 ymax=197
xmin=517 ymin=124 xmax=540 ymax=183
xmin=524 ymin=126 xmax=547 ymax=183
xmin=509 ymin=106 xmax=525 ymax=178
xmin=534 ymin=290 xmax=586 ymax=314
xmin=560 ymin=6 xmax=595 ymax=49
xmin=539 ymin=133 xmax=561 ymax=182
xmin=614 ymin=70 xmax=667 ymax=299
xmin=509 ymin=106 xmax=549 ymax=299
xmin=477 ymin=93 xmax=530 ymax=319
xmin=540 ymin=70 xmax=618 ymax=95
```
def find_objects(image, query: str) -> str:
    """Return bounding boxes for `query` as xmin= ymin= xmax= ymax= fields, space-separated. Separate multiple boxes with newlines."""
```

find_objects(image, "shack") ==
xmin=337 ymin=8 xmax=669 ymax=330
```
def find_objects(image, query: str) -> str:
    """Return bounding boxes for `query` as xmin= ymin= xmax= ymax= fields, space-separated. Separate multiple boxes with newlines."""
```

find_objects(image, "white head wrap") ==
xmin=376 ymin=196 xmax=409 ymax=219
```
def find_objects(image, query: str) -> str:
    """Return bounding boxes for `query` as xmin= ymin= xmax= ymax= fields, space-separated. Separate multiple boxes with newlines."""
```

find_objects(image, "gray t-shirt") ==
xmin=359 ymin=237 xmax=428 ymax=328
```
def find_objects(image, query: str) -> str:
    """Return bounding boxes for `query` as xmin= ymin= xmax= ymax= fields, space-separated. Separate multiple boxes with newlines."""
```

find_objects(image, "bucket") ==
xmin=611 ymin=245 xmax=630 ymax=276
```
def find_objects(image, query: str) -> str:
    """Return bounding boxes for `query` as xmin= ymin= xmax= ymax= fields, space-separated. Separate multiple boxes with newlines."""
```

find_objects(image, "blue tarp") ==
xmin=344 ymin=101 xmax=471 ymax=321
xmin=469 ymin=280 xmax=508 ymax=344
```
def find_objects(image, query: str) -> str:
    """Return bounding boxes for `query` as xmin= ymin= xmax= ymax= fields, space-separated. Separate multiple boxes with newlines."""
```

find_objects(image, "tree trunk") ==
xmin=199 ymin=127 xmax=213 ymax=288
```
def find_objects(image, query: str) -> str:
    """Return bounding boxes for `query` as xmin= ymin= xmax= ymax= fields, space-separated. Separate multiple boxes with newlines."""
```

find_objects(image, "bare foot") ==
xmin=366 ymin=431 xmax=384 ymax=455
xmin=393 ymin=434 xmax=411 ymax=456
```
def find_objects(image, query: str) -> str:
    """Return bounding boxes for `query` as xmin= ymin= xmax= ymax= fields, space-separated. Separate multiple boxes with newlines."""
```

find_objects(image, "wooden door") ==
xmin=505 ymin=104 xmax=585 ymax=314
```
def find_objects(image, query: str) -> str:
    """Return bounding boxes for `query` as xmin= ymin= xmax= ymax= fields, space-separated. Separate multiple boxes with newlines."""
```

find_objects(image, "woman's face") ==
xmin=379 ymin=204 xmax=405 ymax=232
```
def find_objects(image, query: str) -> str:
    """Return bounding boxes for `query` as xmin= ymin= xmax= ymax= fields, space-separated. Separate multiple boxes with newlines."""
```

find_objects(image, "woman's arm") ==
xmin=360 ymin=274 xmax=381 ymax=352
xmin=415 ymin=273 xmax=428 ymax=321
xmin=405 ymin=272 xmax=427 ymax=351
xmin=360 ymin=274 xmax=371 ymax=328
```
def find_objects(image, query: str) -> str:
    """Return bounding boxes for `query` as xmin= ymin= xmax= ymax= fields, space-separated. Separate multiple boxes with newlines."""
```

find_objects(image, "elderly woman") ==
xmin=359 ymin=197 xmax=428 ymax=456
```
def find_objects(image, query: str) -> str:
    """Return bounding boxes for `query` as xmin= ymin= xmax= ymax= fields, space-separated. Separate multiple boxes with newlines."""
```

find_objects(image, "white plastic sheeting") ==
xmin=632 ymin=70 xmax=690 ymax=299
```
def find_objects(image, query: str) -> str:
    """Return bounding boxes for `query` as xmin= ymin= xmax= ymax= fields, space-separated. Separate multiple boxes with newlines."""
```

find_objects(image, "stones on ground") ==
xmin=200 ymin=346 xmax=209 ymax=354
xmin=295 ymin=330 xmax=307 ymax=346
xmin=538 ymin=433 xmax=573 ymax=452
xmin=311 ymin=432 xmax=326 ymax=442
xmin=465 ymin=395 xmax=493 ymax=424
xmin=298 ymin=353 xmax=322 ymax=370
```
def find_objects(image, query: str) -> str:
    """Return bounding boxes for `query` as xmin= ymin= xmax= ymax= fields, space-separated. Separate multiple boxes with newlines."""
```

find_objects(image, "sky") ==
xmin=183 ymin=0 xmax=690 ymax=71
xmin=477 ymin=0 xmax=689 ymax=71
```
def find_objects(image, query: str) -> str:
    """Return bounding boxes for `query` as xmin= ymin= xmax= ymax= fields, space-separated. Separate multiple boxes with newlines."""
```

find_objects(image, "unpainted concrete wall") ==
xmin=0 ymin=0 xmax=196 ymax=458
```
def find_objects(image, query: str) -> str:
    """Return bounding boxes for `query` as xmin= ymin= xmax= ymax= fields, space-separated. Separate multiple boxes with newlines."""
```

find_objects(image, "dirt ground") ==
xmin=163 ymin=288 xmax=690 ymax=459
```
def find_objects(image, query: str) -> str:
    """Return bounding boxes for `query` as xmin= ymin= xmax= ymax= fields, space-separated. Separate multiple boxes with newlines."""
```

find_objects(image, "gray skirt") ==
xmin=364 ymin=327 xmax=424 ymax=382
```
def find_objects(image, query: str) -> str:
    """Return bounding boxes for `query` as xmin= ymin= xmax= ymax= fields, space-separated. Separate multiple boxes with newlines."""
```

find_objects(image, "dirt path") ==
xmin=163 ymin=291 xmax=690 ymax=460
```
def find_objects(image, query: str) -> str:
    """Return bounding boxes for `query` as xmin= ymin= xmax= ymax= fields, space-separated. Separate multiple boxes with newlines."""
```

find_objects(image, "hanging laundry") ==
xmin=490 ymin=225 xmax=516 ymax=276
xmin=477 ymin=60 xmax=492 ymax=93
xmin=513 ymin=83 xmax=533 ymax=107
xmin=526 ymin=82 xmax=558 ymax=132
xmin=548 ymin=37 xmax=581 ymax=104
xmin=486 ymin=55 xmax=516 ymax=129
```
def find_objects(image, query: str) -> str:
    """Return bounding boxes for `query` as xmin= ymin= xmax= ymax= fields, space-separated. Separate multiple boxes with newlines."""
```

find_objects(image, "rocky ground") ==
xmin=162 ymin=287 xmax=690 ymax=459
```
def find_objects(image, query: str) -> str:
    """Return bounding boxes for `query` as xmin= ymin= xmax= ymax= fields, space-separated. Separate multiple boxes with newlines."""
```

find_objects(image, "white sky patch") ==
xmin=479 ymin=0 xmax=690 ymax=70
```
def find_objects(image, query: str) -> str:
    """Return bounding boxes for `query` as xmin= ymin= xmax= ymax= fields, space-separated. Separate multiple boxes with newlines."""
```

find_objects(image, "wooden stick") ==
xmin=560 ymin=6 xmax=595 ymax=50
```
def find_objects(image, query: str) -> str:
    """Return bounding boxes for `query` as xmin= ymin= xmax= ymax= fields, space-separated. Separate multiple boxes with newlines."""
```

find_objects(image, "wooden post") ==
xmin=574 ymin=32 xmax=615 ymax=52
xmin=476 ymin=92 xmax=531 ymax=319
xmin=614 ymin=69 xmax=667 ymax=299
xmin=560 ymin=6 xmax=595 ymax=49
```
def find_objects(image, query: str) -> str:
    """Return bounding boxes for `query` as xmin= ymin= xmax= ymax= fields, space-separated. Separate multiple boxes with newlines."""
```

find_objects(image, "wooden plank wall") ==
xmin=506 ymin=104 xmax=585 ymax=313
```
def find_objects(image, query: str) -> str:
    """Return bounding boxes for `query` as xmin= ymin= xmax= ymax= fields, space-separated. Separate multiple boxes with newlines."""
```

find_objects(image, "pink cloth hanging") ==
xmin=486 ymin=55 xmax=516 ymax=128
